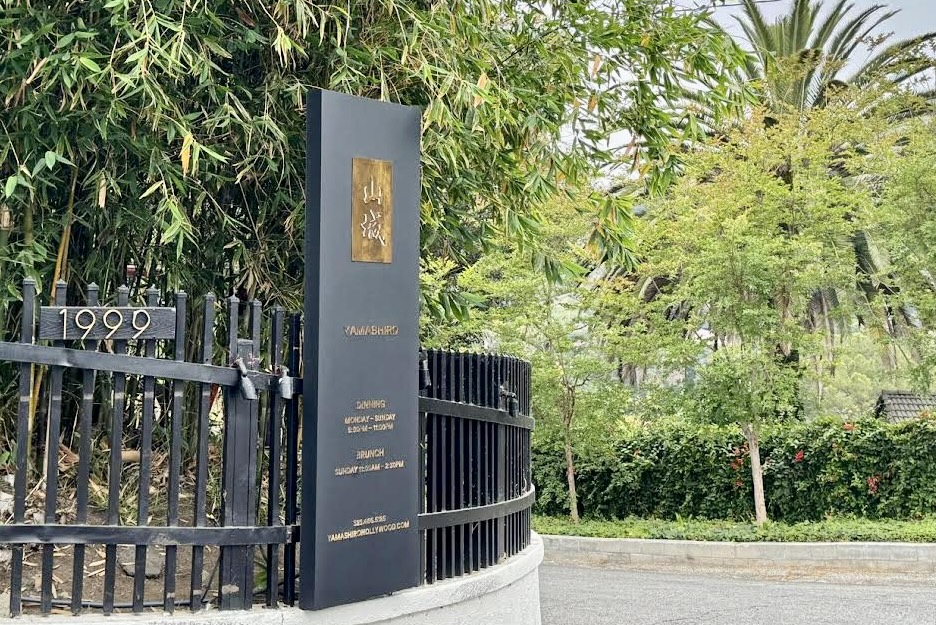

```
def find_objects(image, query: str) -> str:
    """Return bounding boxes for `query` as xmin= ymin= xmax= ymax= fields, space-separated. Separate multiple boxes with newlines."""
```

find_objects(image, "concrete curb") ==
xmin=542 ymin=534 xmax=936 ymax=573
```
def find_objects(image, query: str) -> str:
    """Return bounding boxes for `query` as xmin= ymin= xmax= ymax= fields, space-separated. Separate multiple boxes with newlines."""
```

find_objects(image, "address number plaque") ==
xmin=38 ymin=306 xmax=177 ymax=341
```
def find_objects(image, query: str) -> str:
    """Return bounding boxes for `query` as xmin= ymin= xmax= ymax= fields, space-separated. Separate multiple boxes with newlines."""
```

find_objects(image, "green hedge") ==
xmin=533 ymin=415 xmax=936 ymax=522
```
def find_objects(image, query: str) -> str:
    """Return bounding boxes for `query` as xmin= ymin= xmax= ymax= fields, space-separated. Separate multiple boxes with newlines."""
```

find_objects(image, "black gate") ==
xmin=0 ymin=281 xmax=534 ymax=615
xmin=0 ymin=279 xmax=300 ymax=615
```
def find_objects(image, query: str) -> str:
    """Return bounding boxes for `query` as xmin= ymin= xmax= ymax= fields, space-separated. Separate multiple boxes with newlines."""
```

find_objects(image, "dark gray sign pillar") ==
xmin=302 ymin=89 xmax=422 ymax=609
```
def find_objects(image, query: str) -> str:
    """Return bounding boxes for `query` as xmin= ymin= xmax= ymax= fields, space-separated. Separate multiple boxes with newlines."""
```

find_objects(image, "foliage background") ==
xmin=533 ymin=415 xmax=936 ymax=522
xmin=0 ymin=0 xmax=741 ymax=318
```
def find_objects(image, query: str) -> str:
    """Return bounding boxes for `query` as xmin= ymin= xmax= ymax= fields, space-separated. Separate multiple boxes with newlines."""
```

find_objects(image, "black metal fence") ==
xmin=0 ymin=282 xmax=533 ymax=615
xmin=417 ymin=350 xmax=533 ymax=584
xmin=0 ymin=280 xmax=300 ymax=615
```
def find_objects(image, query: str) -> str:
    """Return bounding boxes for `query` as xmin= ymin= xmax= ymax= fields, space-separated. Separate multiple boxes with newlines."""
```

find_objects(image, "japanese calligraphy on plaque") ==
xmin=351 ymin=158 xmax=393 ymax=263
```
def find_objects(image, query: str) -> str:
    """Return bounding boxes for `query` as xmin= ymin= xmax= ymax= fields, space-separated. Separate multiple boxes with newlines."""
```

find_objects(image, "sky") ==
xmin=711 ymin=0 xmax=935 ymax=73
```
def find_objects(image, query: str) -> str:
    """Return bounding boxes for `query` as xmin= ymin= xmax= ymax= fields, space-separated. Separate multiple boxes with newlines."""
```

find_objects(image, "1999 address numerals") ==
xmin=60 ymin=307 xmax=152 ymax=340
xmin=38 ymin=306 xmax=177 ymax=341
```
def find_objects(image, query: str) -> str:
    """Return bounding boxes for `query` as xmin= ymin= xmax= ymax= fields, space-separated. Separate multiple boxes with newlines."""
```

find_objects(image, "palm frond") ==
xmin=736 ymin=0 xmax=779 ymax=57
xmin=808 ymin=0 xmax=850 ymax=50
xmin=837 ymin=11 xmax=900 ymax=64
xmin=849 ymin=32 xmax=936 ymax=85
xmin=825 ymin=6 xmax=890 ymax=64
xmin=790 ymin=0 xmax=819 ymax=52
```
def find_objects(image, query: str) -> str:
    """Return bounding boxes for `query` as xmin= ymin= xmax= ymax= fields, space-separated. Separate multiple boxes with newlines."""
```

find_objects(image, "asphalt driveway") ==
xmin=540 ymin=564 xmax=936 ymax=625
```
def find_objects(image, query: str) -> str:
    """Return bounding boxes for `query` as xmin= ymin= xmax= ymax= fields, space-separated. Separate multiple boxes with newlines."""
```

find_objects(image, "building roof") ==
xmin=874 ymin=391 xmax=936 ymax=422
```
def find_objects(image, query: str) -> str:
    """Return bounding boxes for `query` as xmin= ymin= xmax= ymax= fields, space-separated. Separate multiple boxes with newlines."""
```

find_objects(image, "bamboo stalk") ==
xmin=28 ymin=167 xmax=78 ymax=471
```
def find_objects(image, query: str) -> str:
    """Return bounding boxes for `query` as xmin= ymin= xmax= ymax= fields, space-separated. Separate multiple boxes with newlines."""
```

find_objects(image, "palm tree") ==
xmin=602 ymin=0 xmax=931 ymax=513
xmin=667 ymin=1 xmax=933 ymax=376
xmin=732 ymin=1 xmax=934 ymax=373
xmin=735 ymin=0 xmax=936 ymax=112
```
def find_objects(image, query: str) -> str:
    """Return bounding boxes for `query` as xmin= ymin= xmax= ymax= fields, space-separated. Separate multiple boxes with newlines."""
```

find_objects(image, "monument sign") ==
xmin=301 ymin=89 xmax=422 ymax=609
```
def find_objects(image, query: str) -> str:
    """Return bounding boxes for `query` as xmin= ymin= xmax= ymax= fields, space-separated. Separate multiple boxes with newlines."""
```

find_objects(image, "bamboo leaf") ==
xmin=78 ymin=57 xmax=102 ymax=72
xmin=180 ymin=133 xmax=193 ymax=176
xmin=55 ymin=32 xmax=75 ymax=50
xmin=97 ymin=176 xmax=107 ymax=208
xmin=473 ymin=72 xmax=489 ymax=107
xmin=139 ymin=180 xmax=164 ymax=200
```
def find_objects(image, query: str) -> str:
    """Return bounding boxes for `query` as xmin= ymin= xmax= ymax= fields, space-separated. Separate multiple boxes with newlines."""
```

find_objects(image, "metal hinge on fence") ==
xmin=499 ymin=385 xmax=519 ymax=417
xmin=233 ymin=357 xmax=258 ymax=400
xmin=233 ymin=358 xmax=300 ymax=401
xmin=278 ymin=366 xmax=294 ymax=399
xmin=418 ymin=350 xmax=431 ymax=390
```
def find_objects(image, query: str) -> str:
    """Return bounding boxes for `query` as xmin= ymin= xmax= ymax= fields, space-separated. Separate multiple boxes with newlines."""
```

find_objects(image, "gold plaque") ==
xmin=351 ymin=158 xmax=393 ymax=263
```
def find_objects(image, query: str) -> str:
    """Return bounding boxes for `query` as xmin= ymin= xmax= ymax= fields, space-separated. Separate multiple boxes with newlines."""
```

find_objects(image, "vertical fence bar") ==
xmin=473 ymin=352 xmax=481 ymax=572
xmin=10 ymin=278 xmax=36 ymax=617
xmin=36 ymin=283 xmax=64 ymax=611
xmin=220 ymin=296 xmax=241 ymax=611
xmin=437 ymin=349 xmax=442 ymax=582
xmin=425 ymin=350 xmax=434 ymax=582
xmin=266 ymin=308 xmax=284 ymax=607
xmin=282 ymin=313 xmax=301 ymax=606
xmin=511 ymin=358 xmax=516 ymax=559
xmin=457 ymin=352 xmax=466 ymax=577
xmin=220 ymin=316 xmax=260 ymax=609
xmin=417 ymin=350 xmax=428 ymax=584
xmin=132 ymin=287 xmax=160 ymax=612
xmin=477 ymin=354 xmax=486 ymax=569
xmin=241 ymin=301 xmax=262 ymax=609
xmin=437 ymin=349 xmax=445 ymax=581
xmin=496 ymin=356 xmax=506 ymax=564
xmin=480 ymin=355 xmax=487 ymax=568
xmin=466 ymin=354 xmax=474 ymax=574
xmin=490 ymin=355 xmax=497 ymax=568
xmin=103 ymin=285 xmax=130 ymax=613
xmin=445 ymin=348 xmax=450 ymax=580
xmin=71 ymin=282 xmax=99 ymax=614
xmin=448 ymin=351 xmax=458 ymax=578
xmin=40 ymin=282 xmax=67 ymax=613
xmin=190 ymin=294 xmax=215 ymax=611
xmin=424 ymin=350 xmax=435 ymax=583
xmin=164 ymin=291 xmax=187 ymax=613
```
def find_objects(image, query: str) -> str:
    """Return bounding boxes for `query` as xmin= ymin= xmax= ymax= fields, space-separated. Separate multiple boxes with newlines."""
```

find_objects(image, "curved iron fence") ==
xmin=0 ymin=282 xmax=533 ymax=615
xmin=418 ymin=350 xmax=534 ymax=584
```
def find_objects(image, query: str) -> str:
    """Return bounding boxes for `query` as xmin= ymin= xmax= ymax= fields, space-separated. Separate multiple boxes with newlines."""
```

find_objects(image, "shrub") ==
xmin=533 ymin=415 xmax=936 ymax=522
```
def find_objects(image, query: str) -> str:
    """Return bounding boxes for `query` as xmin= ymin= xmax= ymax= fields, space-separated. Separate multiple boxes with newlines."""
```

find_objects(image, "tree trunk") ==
xmin=562 ymin=387 xmax=579 ymax=523
xmin=563 ymin=425 xmax=579 ymax=523
xmin=742 ymin=423 xmax=768 ymax=525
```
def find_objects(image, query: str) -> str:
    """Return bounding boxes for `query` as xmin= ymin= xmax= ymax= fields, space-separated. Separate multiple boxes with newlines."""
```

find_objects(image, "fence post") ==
xmin=220 ymin=337 xmax=260 ymax=610
xmin=283 ymin=313 xmax=301 ymax=606
xmin=495 ymin=356 xmax=506 ymax=564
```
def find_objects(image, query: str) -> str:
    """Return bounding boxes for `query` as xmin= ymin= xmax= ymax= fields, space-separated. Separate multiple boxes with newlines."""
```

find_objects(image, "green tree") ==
xmin=428 ymin=198 xmax=622 ymax=522
xmin=731 ymin=0 xmax=936 ymax=356
xmin=621 ymin=96 xmax=901 ymax=523
xmin=869 ymin=116 xmax=936 ymax=387
xmin=644 ymin=1 xmax=935 ymax=386
xmin=0 ymin=0 xmax=743 ymax=321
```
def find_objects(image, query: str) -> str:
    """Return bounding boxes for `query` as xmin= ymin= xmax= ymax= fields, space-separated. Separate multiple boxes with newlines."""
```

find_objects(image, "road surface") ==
xmin=539 ymin=564 xmax=936 ymax=625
